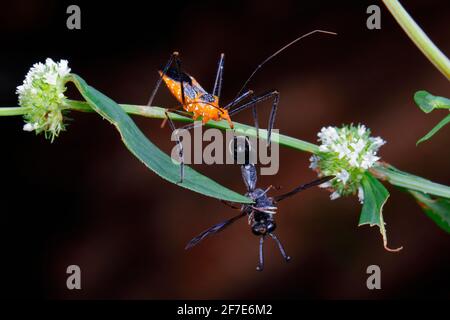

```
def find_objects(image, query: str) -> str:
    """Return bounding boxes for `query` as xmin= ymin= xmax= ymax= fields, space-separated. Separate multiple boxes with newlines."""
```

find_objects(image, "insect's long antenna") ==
xmin=231 ymin=30 xmax=337 ymax=105
xmin=274 ymin=175 xmax=334 ymax=203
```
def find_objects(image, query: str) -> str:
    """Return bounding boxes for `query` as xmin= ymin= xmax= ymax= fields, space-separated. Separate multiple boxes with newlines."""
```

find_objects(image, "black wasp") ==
xmin=186 ymin=136 xmax=334 ymax=271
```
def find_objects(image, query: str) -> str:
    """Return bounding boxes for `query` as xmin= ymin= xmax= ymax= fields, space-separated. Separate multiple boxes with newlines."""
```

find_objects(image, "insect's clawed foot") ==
xmin=256 ymin=264 xmax=264 ymax=272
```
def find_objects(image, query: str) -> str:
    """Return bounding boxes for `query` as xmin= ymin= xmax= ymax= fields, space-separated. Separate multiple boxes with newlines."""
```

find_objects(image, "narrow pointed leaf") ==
xmin=417 ymin=114 xmax=450 ymax=145
xmin=67 ymin=74 xmax=252 ymax=203
xmin=408 ymin=190 xmax=450 ymax=233
xmin=359 ymin=172 xmax=402 ymax=252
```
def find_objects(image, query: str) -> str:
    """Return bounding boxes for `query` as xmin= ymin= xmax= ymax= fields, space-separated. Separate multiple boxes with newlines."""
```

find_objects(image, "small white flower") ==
xmin=336 ymin=169 xmax=350 ymax=185
xmin=357 ymin=124 xmax=366 ymax=136
xmin=45 ymin=58 xmax=56 ymax=67
xmin=361 ymin=153 xmax=380 ymax=169
xmin=57 ymin=59 xmax=71 ymax=77
xmin=358 ymin=186 xmax=364 ymax=204
xmin=33 ymin=62 xmax=45 ymax=73
xmin=45 ymin=72 xmax=58 ymax=85
xmin=23 ymin=123 xmax=35 ymax=132
xmin=309 ymin=155 xmax=319 ymax=170
xmin=330 ymin=191 xmax=341 ymax=200
xmin=319 ymin=181 xmax=332 ymax=188
xmin=370 ymin=137 xmax=386 ymax=148
xmin=332 ymin=142 xmax=351 ymax=159
xmin=350 ymin=139 xmax=366 ymax=155
xmin=318 ymin=126 xmax=339 ymax=145
xmin=319 ymin=144 xmax=329 ymax=152
xmin=348 ymin=152 xmax=360 ymax=168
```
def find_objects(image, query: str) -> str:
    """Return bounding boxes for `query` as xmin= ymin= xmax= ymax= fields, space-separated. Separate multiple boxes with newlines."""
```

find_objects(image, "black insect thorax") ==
xmin=165 ymin=67 xmax=192 ymax=84
xmin=246 ymin=188 xmax=277 ymax=236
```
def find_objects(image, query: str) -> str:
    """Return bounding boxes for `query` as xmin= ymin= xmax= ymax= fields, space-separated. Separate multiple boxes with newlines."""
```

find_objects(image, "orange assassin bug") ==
xmin=147 ymin=30 xmax=336 ymax=182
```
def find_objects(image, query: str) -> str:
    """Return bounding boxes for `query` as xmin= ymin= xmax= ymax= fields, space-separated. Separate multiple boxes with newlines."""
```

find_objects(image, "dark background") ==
xmin=0 ymin=0 xmax=449 ymax=299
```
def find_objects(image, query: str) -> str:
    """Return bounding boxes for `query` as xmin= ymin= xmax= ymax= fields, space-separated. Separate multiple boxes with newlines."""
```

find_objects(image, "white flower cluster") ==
xmin=310 ymin=124 xmax=386 ymax=202
xmin=16 ymin=58 xmax=71 ymax=141
xmin=316 ymin=125 xmax=385 ymax=169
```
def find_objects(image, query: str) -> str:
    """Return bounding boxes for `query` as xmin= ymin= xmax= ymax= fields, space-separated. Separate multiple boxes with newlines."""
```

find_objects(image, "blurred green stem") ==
xmin=0 ymin=106 xmax=32 ymax=116
xmin=371 ymin=163 xmax=450 ymax=199
xmin=382 ymin=0 xmax=450 ymax=80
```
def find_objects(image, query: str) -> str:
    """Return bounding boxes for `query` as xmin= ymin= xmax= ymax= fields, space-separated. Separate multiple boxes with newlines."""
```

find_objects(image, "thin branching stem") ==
xmin=382 ymin=0 xmax=450 ymax=80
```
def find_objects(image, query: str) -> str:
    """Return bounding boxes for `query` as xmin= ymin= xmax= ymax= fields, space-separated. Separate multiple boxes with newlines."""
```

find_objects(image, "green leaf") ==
xmin=417 ymin=113 xmax=450 ymax=145
xmin=359 ymin=172 xmax=402 ymax=252
xmin=408 ymin=190 xmax=450 ymax=233
xmin=414 ymin=90 xmax=450 ymax=113
xmin=67 ymin=74 xmax=252 ymax=204
xmin=413 ymin=91 xmax=450 ymax=145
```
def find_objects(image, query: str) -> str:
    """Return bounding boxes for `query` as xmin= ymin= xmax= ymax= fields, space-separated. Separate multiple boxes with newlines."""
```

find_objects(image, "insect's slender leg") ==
xmin=147 ymin=52 xmax=179 ymax=107
xmin=256 ymin=236 xmax=265 ymax=271
xmin=147 ymin=52 xmax=189 ymax=128
xmin=252 ymin=105 xmax=260 ymax=141
xmin=159 ymin=54 xmax=187 ymax=128
xmin=224 ymin=90 xmax=253 ymax=110
xmin=164 ymin=111 xmax=185 ymax=183
xmin=220 ymin=200 xmax=242 ymax=210
xmin=212 ymin=53 xmax=225 ymax=100
xmin=229 ymin=90 xmax=280 ymax=146
xmin=266 ymin=92 xmax=280 ymax=148
xmin=269 ymin=233 xmax=291 ymax=262
xmin=251 ymin=206 xmax=277 ymax=214
xmin=178 ymin=120 xmax=204 ymax=132
xmin=160 ymin=108 xmax=193 ymax=128
xmin=274 ymin=175 xmax=335 ymax=203
xmin=222 ymin=89 xmax=255 ymax=146
xmin=247 ymin=211 xmax=254 ymax=225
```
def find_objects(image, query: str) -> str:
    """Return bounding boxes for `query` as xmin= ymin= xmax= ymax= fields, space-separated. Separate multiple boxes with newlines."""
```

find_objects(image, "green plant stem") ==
xmin=0 ymin=106 xmax=32 ymax=116
xmin=382 ymin=0 xmax=450 ymax=80
xmin=2 ymin=100 xmax=449 ymax=199
xmin=371 ymin=163 xmax=450 ymax=199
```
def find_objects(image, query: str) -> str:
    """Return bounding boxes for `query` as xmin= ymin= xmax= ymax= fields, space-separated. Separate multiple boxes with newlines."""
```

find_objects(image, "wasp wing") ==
xmin=185 ymin=212 xmax=246 ymax=250
xmin=274 ymin=176 xmax=335 ymax=202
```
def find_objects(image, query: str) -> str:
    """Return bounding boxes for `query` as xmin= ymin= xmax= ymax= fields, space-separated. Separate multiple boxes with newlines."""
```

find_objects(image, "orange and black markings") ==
xmin=160 ymin=68 xmax=233 ymax=128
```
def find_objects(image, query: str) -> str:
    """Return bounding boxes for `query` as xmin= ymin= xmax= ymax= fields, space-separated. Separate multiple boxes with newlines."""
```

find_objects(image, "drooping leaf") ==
xmin=414 ymin=90 xmax=450 ymax=113
xmin=359 ymin=172 xmax=402 ymax=252
xmin=408 ymin=190 xmax=450 ymax=233
xmin=68 ymin=74 xmax=252 ymax=203
xmin=417 ymin=114 xmax=450 ymax=145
